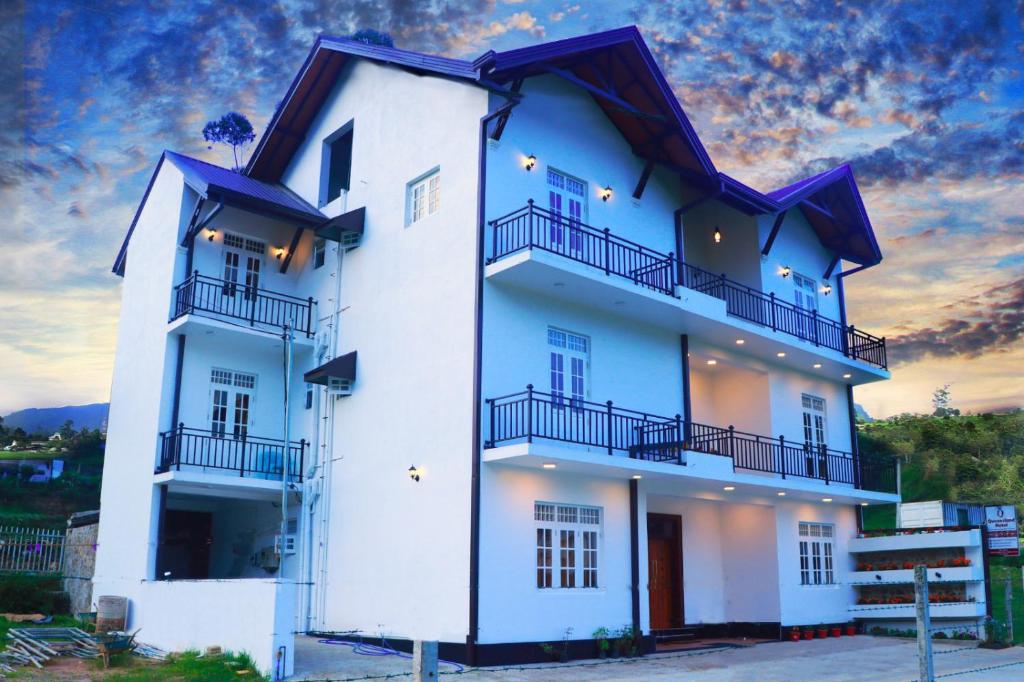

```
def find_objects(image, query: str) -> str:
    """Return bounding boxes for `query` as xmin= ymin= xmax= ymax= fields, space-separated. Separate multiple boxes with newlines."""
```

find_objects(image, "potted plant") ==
xmin=845 ymin=623 xmax=857 ymax=636
xmin=830 ymin=625 xmax=842 ymax=637
xmin=803 ymin=628 xmax=815 ymax=640
xmin=592 ymin=627 xmax=610 ymax=659
xmin=789 ymin=627 xmax=801 ymax=642
xmin=539 ymin=643 xmax=559 ymax=662
xmin=816 ymin=624 xmax=828 ymax=639
xmin=903 ymin=561 xmax=915 ymax=569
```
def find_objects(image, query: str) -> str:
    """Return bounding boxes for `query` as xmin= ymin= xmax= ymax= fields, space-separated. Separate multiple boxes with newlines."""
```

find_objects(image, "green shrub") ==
xmin=0 ymin=573 xmax=68 ymax=613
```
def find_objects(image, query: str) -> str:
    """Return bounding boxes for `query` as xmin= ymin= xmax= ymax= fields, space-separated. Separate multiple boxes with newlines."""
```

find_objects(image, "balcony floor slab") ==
xmin=483 ymin=441 xmax=900 ymax=505
xmin=485 ymin=249 xmax=889 ymax=384
xmin=154 ymin=469 xmax=298 ymax=501
xmin=168 ymin=314 xmax=315 ymax=350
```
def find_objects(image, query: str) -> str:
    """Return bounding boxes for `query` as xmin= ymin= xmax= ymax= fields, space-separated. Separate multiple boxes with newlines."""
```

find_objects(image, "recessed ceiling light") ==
xmin=723 ymin=486 xmax=735 ymax=491
xmin=707 ymin=359 xmax=717 ymax=365
xmin=777 ymin=491 xmax=786 ymax=496
xmin=542 ymin=463 xmax=557 ymax=469
xmin=861 ymin=502 xmax=869 ymax=506
xmin=735 ymin=339 xmax=745 ymax=345
xmin=777 ymin=352 xmax=786 ymax=358
xmin=843 ymin=373 xmax=852 ymax=379
xmin=822 ymin=497 xmax=833 ymax=503
xmin=813 ymin=363 xmax=822 ymax=369
xmin=632 ymin=474 xmax=642 ymax=480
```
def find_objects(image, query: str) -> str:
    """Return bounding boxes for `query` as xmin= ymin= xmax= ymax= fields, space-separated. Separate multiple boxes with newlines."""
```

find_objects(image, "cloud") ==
xmin=887 ymin=278 xmax=1024 ymax=365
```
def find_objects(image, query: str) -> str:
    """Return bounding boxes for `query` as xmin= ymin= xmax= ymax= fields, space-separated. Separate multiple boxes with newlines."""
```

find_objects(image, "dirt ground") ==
xmin=290 ymin=635 xmax=1024 ymax=681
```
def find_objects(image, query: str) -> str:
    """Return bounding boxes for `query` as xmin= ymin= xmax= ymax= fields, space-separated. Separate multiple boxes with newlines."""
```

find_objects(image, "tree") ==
xmin=59 ymin=419 xmax=75 ymax=440
xmin=202 ymin=112 xmax=256 ymax=171
xmin=932 ymin=384 xmax=960 ymax=417
xmin=349 ymin=29 xmax=394 ymax=47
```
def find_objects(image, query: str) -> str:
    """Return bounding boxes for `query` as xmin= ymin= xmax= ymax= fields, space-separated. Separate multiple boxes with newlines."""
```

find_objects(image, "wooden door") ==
xmin=647 ymin=514 xmax=682 ymax=629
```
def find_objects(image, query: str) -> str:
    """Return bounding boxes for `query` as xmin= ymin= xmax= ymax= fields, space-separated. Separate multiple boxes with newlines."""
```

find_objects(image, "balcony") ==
xmin=485 ymin=386 xmax=897 ymax=494
xmin=171 ymin=272 xmax=316 ymax=337
xmin=487 ymin=202 xmax=887 ymax=370
xmin=157 ymin=425 xmax=305 ymax=484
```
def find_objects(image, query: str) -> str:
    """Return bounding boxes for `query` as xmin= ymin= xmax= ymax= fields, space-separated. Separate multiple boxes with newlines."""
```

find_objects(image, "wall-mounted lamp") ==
xmin=713 ymin=227 xmax=722 ymax=244
xmin=822 ymin=283 xmax=833 ymax=296
xmin=408 ymin=465 xmax=420 ymax=482
xmin=600 ymin=186 xmax=613 ymax=202
xmin=207 ymin=229 xmax=217 ymax=242
xmin=274 ymin=247 xmax=285 ymax=260
xmin=780 ymin=265 xmax=792 ymax=278
xmin=524 ymin=154 xmax=537 ymax=171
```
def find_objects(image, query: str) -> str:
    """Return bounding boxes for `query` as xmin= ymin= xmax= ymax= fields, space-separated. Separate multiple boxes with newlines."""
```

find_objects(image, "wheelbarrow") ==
xmin=92 ymin=630 xmax=139 ymax=668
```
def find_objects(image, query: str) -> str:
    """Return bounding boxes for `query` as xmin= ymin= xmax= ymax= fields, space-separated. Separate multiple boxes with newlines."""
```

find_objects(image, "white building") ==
xmin=93 ymin=27 xmax=901 ymax=676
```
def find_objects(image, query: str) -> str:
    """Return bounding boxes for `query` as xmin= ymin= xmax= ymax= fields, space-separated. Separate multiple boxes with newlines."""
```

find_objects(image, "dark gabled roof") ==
xmin=765 ymin=165 xmax=882 ymax=267
xmin=165 ymin=151 xmax=324 ymax=224
xmin=247 ymin=36 xmax=477 ymax=181
xmin=477 ymin=26 xmax=717 ymax=181
xmin=112 ymin=151 xmax=325 ymax=276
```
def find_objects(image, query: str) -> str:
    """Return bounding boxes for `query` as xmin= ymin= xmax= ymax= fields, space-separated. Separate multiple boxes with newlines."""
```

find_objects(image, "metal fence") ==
xmin=0 ymin=526 xmax=65 ymax=574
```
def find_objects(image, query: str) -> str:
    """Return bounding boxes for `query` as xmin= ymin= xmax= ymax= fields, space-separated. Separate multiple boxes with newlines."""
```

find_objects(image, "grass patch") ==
xmin=103 ymin=650 xmax=268 ymax=681
xmin=0 ymin=574 xmax=68 ymax=615
xmin=990 ymin=561 xmax=1024 ymax=643
xmin=0 ymin=450 xmax=64 ymax=461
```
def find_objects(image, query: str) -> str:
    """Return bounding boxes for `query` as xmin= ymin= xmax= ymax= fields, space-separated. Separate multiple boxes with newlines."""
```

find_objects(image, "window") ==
xmin=209 ymin=369 xmax=256 ymax=439
xmin=801 ymin=394 xmax=828 ymax=478
xmin=546 ymin=168 xmax=586 ymax=252
xmin=535 ymin=502 xmax=601 ymax=589
xmin=793 ymin=272 xmax=818 ymax=340
xmin=407 ymin=169 xmax=440 ymax=224
xmin=305 ymin=386 xmax=313 ymax=410
xmin=548 ymin=328 xmax=588 ymax=408
xmin=313 ymin=238 xmax=326 ymax=270
xmin=798 ymin=522 xmax=835 ymax=585
xmin=322 ymin=127 xmax=353 ymax=205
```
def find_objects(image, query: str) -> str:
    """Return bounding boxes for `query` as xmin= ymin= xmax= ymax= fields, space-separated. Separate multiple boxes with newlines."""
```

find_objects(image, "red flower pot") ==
xmin=816 ymin=628 xmax=828 ymax=639
xmin=804 ymin=630 xmax=814 ymax=640
xmin=789 ymin=629 xmax=801 ymax=642
xmin=845 ymin=625 xmax=857 ymax=636
xmin=831 ymin=627 xmax=841 ymax=638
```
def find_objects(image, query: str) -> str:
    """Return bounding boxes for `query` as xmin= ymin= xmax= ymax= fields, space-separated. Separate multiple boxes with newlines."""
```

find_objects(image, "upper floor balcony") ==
xmin=155 ymin=425 xmax=305 ymax=498
xmin=484 ymin=385 xmax=898 ymax=497
xmin=171 ymin=271 xmax=317 ymax=338
xmin=485 ymin=202 xmax=887 ymax=374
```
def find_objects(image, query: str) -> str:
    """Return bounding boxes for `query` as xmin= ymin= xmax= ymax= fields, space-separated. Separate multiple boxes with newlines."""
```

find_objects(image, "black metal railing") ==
xmin=158 ymin=424 xmax=305 ymax=482
xmin=172 ymin=272 xmax=316 ymax=337
xmin=488 ymin=202 xmax=887 ymax=369
xmin=486 ymin=386 xmax=898 ymax=493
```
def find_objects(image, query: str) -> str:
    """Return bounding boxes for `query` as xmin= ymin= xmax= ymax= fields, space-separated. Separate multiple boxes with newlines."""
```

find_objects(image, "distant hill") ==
xmin=3 ymin=403 xmax=109 ymax=434
xmin=854 ymin=403 xmax=874 ymax=422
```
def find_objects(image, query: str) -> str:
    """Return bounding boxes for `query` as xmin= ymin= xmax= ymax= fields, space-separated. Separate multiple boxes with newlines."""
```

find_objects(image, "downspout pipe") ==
xmin=468 ymin=97 xmax=519 ymax=666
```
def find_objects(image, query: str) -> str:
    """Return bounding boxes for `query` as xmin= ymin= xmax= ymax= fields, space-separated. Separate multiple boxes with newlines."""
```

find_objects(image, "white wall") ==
xmin=126 ymin=579 xmax=296 ymax=677
xmin=768 ymin=370 xmax=853 ymax=452
xmin=95 ymin=162 xmax=191 ymax=589
xmin=757 ymin=210 xmax=842 ymax=325
xmin=775 ymin=500 xmax=858 ymax=625
xmin=279 ymin=58 xmax=488 ymax=642
xmin=682 ymin=202 xmax=763 ymax=290
xmin=478 ymin=467 xmax=632 ymax=643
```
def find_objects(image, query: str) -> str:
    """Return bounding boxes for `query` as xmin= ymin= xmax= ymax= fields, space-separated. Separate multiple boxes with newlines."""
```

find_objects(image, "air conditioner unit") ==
xmin=274 ymin=533 xmax=297 ymax=556
xmin=339 ymin=230 xmax=361 ymax=251
xmin=327 ymin=377 xmax=353 ymax=398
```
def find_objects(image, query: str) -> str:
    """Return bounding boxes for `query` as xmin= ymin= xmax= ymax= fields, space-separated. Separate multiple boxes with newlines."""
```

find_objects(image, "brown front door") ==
xmin=647 ymin=513 xmax=683 ymax=630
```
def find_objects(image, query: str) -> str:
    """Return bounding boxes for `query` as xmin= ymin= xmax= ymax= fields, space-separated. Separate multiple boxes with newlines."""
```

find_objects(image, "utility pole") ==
xmin=914 ymin=565 xmax=934 ymax=682
xmin=1006 ymin=578 xmax=1015 ymax=644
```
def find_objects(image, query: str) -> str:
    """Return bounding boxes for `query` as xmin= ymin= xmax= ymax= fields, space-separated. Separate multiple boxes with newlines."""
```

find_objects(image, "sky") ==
xmin=0 ymin=0 xmax=1021 ymax=418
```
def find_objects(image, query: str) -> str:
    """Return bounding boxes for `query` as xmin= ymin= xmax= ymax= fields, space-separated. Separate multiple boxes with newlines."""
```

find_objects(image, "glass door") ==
xmin=802 ymin=394 xmax=828 ymax=478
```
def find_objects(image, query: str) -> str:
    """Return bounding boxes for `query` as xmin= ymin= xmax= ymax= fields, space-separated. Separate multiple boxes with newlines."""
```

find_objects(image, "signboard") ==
xmin=985 ymin=505 xmax=1020 ymax=556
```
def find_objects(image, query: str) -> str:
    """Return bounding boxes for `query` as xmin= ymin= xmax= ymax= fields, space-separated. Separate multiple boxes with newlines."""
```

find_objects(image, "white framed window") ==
xmin=209 ymin=368 xmax=257 ymax=439
xmin=535 ymin=502 xmax=601 ymax=590
xmin=547 ymin=327 xmax=589 ymax=408
xmin=407 ymin=168 xmax=440 ymax=225
xmin=801 ymin=394 xmax=828 ymax=478
xmin=798 ymin=522 xmax=835 ymax=586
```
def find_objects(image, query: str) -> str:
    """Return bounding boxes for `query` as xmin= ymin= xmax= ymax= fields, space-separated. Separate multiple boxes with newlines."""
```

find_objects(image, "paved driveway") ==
xmin=291 ymin=636 xmax=1024 ymax=681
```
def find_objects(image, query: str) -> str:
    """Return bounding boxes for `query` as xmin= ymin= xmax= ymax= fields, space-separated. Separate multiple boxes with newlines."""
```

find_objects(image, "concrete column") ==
xmin=413 ymin=640 xmax=438 ymax=681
